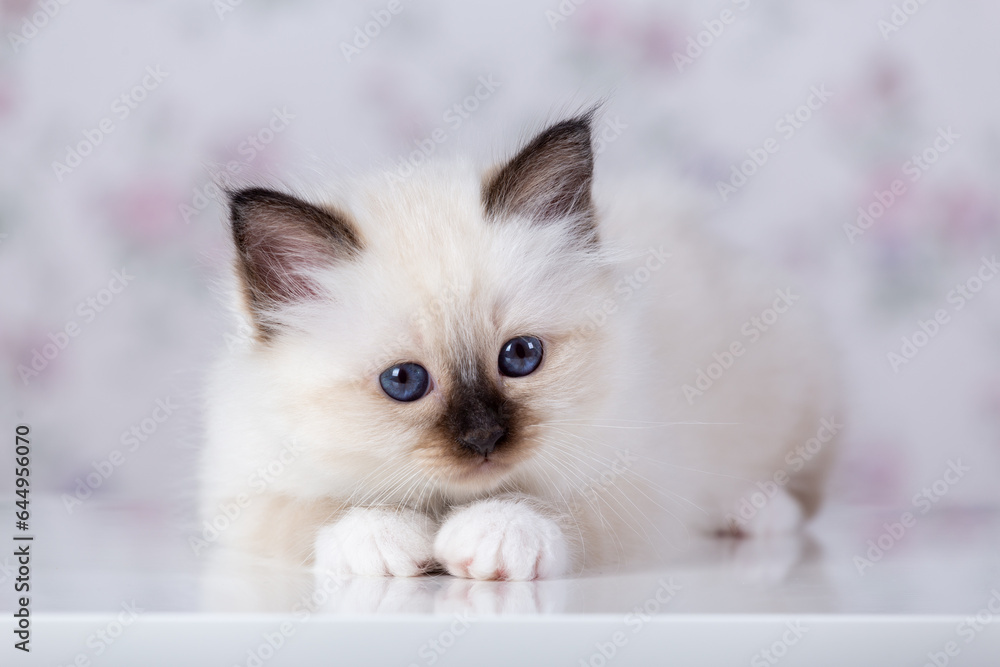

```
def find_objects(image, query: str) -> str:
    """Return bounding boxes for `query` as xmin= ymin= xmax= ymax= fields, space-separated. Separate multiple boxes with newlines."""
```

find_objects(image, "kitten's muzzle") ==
xmin=459 ymin=425 xmax=506 ymax=456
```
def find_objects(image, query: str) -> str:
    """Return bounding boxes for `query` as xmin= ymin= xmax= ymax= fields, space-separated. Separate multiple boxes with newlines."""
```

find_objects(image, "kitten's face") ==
xmin=230 ymin=114 xmax=616 ymax=500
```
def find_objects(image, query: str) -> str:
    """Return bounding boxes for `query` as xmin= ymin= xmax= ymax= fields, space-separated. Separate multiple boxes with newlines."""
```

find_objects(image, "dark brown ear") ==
xmin=229 ymin=187 xmax=362 ymax=339
xmin=482 ymin=111 xmax=596 ymax=234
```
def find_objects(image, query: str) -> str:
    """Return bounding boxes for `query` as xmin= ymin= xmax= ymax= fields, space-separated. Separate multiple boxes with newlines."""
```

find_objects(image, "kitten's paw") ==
xmin=436 ymin=578 xmax=569 ymax=614
xmin=313 ymin=507 xmax=435 ymax=578
xmin=729 ymin=535 xmax=804 ymax=585
xmin=739 ymin=487 xmax=804 ymax=538
xmin=434 ymin=499 xmax=569 ymax=581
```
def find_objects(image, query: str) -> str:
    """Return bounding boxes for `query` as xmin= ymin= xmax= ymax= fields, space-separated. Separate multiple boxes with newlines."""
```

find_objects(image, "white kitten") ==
xmin=198 ymin=110 xmax=838 ymax=580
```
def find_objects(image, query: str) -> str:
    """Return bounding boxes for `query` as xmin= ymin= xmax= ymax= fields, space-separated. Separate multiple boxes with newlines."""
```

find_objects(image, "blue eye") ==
xmin=379 ymin=363 xmax=430 ymax=402
xmin=498 ymin=336 xmax=543 ymax=377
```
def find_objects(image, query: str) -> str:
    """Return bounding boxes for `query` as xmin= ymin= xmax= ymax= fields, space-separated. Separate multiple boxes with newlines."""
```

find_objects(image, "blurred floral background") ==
xmin=2 ymin=0 xmax=999 ymax=523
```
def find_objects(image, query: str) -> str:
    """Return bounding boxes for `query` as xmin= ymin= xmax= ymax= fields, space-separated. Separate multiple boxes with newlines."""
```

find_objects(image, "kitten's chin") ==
xmin=443 ymin=456 xmax=516 ymax=492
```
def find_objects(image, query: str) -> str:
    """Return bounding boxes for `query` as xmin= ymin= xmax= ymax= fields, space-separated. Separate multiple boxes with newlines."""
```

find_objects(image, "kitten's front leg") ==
xmin=434 ymin=497 xmax=570 ymax=581
xmin=313 ymin=506 xmax=435 ymax=577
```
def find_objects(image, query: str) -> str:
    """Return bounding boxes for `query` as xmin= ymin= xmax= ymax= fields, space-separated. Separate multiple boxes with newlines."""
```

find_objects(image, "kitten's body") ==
xmin=199 ymin=114 xmax=837 ymax=579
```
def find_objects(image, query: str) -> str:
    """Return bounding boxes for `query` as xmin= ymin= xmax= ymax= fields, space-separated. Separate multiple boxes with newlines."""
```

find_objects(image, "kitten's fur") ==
xmin=199 ymin=111 xmax=838 ymax=580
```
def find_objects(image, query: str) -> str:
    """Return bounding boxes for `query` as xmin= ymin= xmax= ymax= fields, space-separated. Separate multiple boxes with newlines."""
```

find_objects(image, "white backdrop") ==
xmin=2 ymin=0 xmax=1000 ymax=516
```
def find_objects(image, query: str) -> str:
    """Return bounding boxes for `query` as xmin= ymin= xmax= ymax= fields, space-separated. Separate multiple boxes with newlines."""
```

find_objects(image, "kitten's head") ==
xmin=227 ymin=112 xmax=619 ymax=501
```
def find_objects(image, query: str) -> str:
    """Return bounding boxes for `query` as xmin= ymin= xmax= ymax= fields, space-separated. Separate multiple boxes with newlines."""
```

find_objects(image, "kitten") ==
xmin=198 ymin=110 xmax=838 ymax=581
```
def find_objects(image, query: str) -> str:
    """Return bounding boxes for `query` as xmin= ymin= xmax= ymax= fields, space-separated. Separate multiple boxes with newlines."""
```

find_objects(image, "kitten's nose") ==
xmin=459 ymin=425 xmax=506 ymax=456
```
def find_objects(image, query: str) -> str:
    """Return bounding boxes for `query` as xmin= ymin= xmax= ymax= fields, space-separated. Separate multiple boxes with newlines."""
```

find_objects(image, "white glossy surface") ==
xmin=4 ymin=497 xmax=1000 ymax=665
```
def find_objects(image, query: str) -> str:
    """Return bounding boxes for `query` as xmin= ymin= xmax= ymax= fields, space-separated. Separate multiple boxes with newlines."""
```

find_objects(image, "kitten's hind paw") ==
xmin=738 ymin=487 xmax=804 ymax=538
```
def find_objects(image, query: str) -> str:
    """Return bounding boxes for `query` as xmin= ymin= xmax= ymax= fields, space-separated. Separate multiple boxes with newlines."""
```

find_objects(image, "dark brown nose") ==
xmin=459 ymin=425 xmax=506 ymax=456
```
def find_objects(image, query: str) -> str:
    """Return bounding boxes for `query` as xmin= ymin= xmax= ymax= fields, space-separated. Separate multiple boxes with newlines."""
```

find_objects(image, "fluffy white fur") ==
xmin=199 ymin=116 xmax=838 ymax=581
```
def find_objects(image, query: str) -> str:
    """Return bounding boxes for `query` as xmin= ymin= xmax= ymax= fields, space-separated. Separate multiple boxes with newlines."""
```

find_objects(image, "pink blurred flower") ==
xmin=100 ymin=180 xmax=182 ymax=244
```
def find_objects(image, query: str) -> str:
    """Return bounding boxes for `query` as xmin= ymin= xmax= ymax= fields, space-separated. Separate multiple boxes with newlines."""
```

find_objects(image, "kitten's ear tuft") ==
xmin=482 ymin=110 xmax=596 ymax=234
xmin=229 ymin=187 xmax=362 ymax=339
